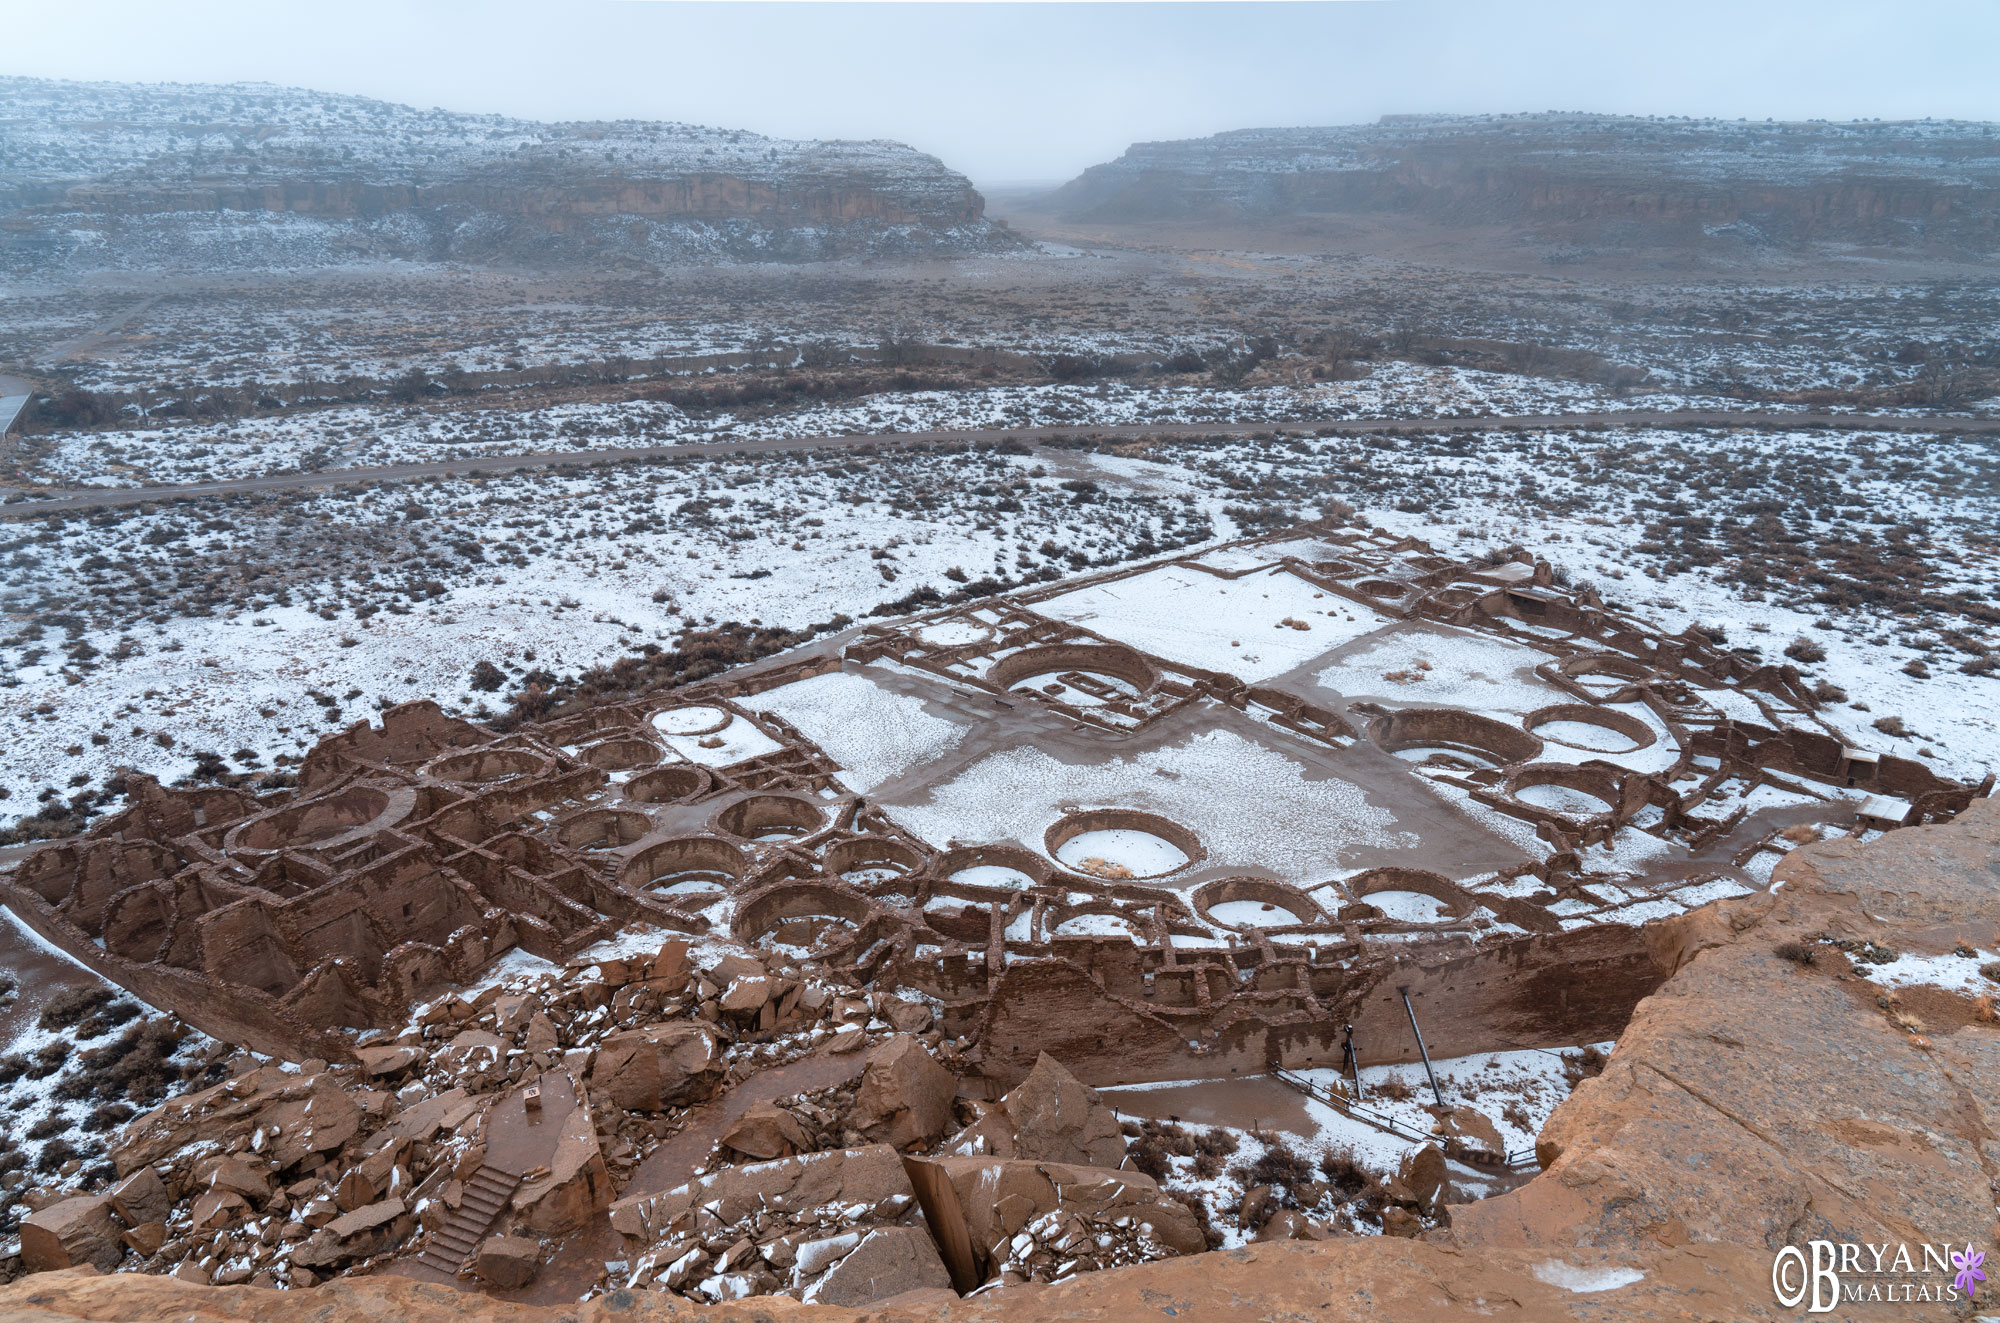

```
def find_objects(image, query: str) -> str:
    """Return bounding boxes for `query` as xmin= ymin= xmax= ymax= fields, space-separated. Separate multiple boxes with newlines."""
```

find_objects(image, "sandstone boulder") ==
xmin=474 ymin=1235 xmax=543 ymax=1289
xmin=192 ymin=1153 xmax=272 ymax=1207
xmin=120 ymin=1221 xmax=166 ymax=1257
xmin=589 ymin=1023 xmax=723 ymax=1112
xmin=996 ymin=1052 xmax=1126 ymax=1168
xmin=1436 ymin=1106 xmax=1505 ymax=1164
xmin=108 ymin=1167 xmax=170 ymax=1228
xmin=719 ymin=976 xmax=773 ymax=1015
xmin=355 ymin=1044 xmax=422 ymax=1078
xmin=1397 ymin=1143 xmax=1449 ymax=1210
xmin=851 ymin=1034 xmax=958 ymax=1149
xmin=807 ymin=1226 xmax=953 ymax=1306
xmin=20 ymin=1196 xmax=123 ymax=1273
xmin=719 ymin=1101 xmax=812 ymax=1160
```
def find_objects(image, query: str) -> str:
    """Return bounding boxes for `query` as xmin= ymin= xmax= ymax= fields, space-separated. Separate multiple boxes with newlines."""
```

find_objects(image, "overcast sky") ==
xmin=7 ymin=1 xmax=1997 ymax=185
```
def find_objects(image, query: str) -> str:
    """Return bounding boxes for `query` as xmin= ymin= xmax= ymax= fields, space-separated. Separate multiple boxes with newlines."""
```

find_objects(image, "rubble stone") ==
xmin=473 ymin=1235 xmax=542 ymax=1289
xmin=719 ymin=1102 xmax=813 ymax=1160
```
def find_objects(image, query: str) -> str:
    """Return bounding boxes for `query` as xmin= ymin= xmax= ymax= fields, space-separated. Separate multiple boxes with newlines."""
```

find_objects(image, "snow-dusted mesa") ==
xmin=0 ymin=75 xmax=1021 ymax=275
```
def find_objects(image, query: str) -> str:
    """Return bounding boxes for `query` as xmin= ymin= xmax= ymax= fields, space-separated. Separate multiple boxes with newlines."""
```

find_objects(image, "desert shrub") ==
xmin=35 ymin=1137 xmax=79 ymax=1173
xmin=25 ymin=1114 xmax=66 ymax=1141
xmin=1774 ymin=941 xmax=1817 ymax=966
xmin=1873 ymin=715 xmax=1909 ymax=737
xmin=1563 ymin=1046 xmax=1608 ymax=1090
xmin=83 ymin=1101 xmax=135 ymax=1132
xmin=1235 ymin=1138 xmax=1318 ymax=1206
xmin=53 ymin=1019 xmax=188 ymax=1105
xmin=1784 ymin=637 xmax=1826 ymax=663
xmin=35 ymin=985 xmax=114 ymax=1033
xmin=1318 ymin=1146 xmax=1371 ymax=1198
xmin=27 ymin=1042 xmax=69 ymax=1079
xmin=1374 ymin=1075 xmax=1414 ymax=1102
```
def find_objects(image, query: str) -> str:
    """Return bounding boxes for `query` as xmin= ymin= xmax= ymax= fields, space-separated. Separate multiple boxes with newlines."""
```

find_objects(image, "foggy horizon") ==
xmin=6 ymin=0 xmax=1999 ymax=186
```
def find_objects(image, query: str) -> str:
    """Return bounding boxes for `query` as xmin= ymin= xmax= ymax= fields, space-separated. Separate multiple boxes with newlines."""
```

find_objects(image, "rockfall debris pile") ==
xmin=3 ymin=911 xmax=1489 ymax=1307
xmin=3 ymin=923 xmax=1317 ymax=1306
xmin=1 ymin=932 xmax=967 ymax=1296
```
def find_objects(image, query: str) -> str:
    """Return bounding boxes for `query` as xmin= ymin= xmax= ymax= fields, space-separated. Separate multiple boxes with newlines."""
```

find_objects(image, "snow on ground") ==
xmin=1039 ymin=564 xmax=1390 ymax=683
xmin=16 ymin=360 xmax=1752 ymax=490
xmin=1313 ymin=623 xmax=1569 ymax=714
xmin=881 ymin=728 xmax=1416 ymax=887
xmin=751 ymin=668 xmax=968 ymax=794
xmin=1852 ymin=947 xmax=2000 ymax=997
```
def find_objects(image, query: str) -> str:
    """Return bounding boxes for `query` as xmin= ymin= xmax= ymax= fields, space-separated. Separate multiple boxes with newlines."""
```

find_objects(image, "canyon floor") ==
xmin=0 ymin=200 xmax=1996 ymax=1319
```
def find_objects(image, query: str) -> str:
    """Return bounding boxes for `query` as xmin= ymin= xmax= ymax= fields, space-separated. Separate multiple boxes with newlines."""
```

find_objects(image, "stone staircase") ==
xmin=411 ymin=1164 xmax=523 ymax=1279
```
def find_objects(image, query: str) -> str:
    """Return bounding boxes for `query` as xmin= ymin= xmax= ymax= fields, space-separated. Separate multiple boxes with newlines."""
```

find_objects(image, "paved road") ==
xmin=3 ymin=408 xmax=1993 ymax=515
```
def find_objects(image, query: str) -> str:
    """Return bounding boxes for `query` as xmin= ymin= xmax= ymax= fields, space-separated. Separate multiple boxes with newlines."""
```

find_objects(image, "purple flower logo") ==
xmin=1953 ymin=1244 xmax=1986 ymax=1300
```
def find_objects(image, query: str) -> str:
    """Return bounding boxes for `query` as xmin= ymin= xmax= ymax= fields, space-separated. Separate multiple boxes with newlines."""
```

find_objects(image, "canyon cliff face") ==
xmin=1053 ymin=115 xmax=2000 ymax=252
xmin=0 ymin=77 xmax=1018 ymax=272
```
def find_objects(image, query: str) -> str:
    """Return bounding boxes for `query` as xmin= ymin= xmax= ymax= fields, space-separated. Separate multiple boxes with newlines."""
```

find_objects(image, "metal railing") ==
xmin=1267 ymin=1065 xmax=1541 ymax=1171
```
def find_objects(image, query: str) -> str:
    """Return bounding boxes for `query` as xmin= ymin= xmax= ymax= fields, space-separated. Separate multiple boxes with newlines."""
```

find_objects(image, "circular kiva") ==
xmin=1345 ymin=867 xmax=1476 ymax=922
xmin=622 ymin=764 xmax=713 ymax=806
xmin=579 ymin=737 xmax=665 ymax=771
xmin=1523 ymin=704 xmax=1657 ymax=754
xmin=1425 ymin=585 xmax=1486 ymax=609
xmin=987 ymin=643 xmax=1160 ymax=697
xmin=1044 ymin=809 xmax=1203 ymax=881
xmin=1505 ymin=764 xmax=1622 ymax=819
xmin=650 ymin=704 xmax=733 ymax=737
xmin=713 ymin=794 xmax=825 ymax=844
xmin=934 ymin=844 xmax=1053 ymax=892
xmin=1369 ymin=708 xmax=1544 ymax=768
xmin=821 ymin=836 xmax=925 ymax=884
xmin=556 ymin=808 xmax=651 ymax=852
xmin=1554 ymin=653 xmax=1653 ymax=697
xmin=732 ymin=881 xmax=874 ymax=950
xmin=619 ymin=835 xmax=746 ymax=897
xmin=423 ymin=747 xmax=547 ymax=785
xmin=1192 ymin=877 xmax=1327 ymax=931
xmin=229 ymin=785 xmax=401 ymax=852
xmin=1355 ymin=578 xmax=1411 ymax=599
xmin=1310 ymin=558 xmax=1365 ymax=577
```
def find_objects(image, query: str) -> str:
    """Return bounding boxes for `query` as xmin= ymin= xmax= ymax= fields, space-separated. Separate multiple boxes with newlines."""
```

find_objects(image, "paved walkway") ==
xmin=3 ymin=408 xmax=1993 ymax=515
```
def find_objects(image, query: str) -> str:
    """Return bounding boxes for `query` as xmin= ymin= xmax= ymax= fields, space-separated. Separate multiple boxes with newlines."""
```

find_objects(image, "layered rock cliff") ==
xmin=0 ymin=77 xmax=1017 ymax=272
xmin=1052 ymin=114 xmax=2000 ymax=252
xmin=7 ymin=793 xmax=1996 ymax=1318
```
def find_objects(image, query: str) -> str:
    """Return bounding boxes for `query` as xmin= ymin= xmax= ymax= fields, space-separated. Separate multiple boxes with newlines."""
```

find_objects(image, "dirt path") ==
xmin=3 ymin=408 xmax=1992 ymax=515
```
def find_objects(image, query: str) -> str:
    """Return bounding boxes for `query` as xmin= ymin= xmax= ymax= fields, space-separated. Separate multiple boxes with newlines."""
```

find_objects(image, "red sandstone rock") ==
xmin=719 ymin=1101 xmax=813 ymax=1160
xmin=588 ymin=1023 xmax=723 ymax=1112
xmin=991 ymin=1052 xmax=1127 ymax=1168
xmin=809 ymin=1226 xmax=954 ymax=1306
xmin=473 ymin=1235 xmax=543 ymax=1289
xmin=851 ymin=1034 xmax=959 ymax=1149
xmin=20 ymin=1196 xmax=123 ymax=1274
xmin=107 ymin=1167 xmax=170 ymax=1228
